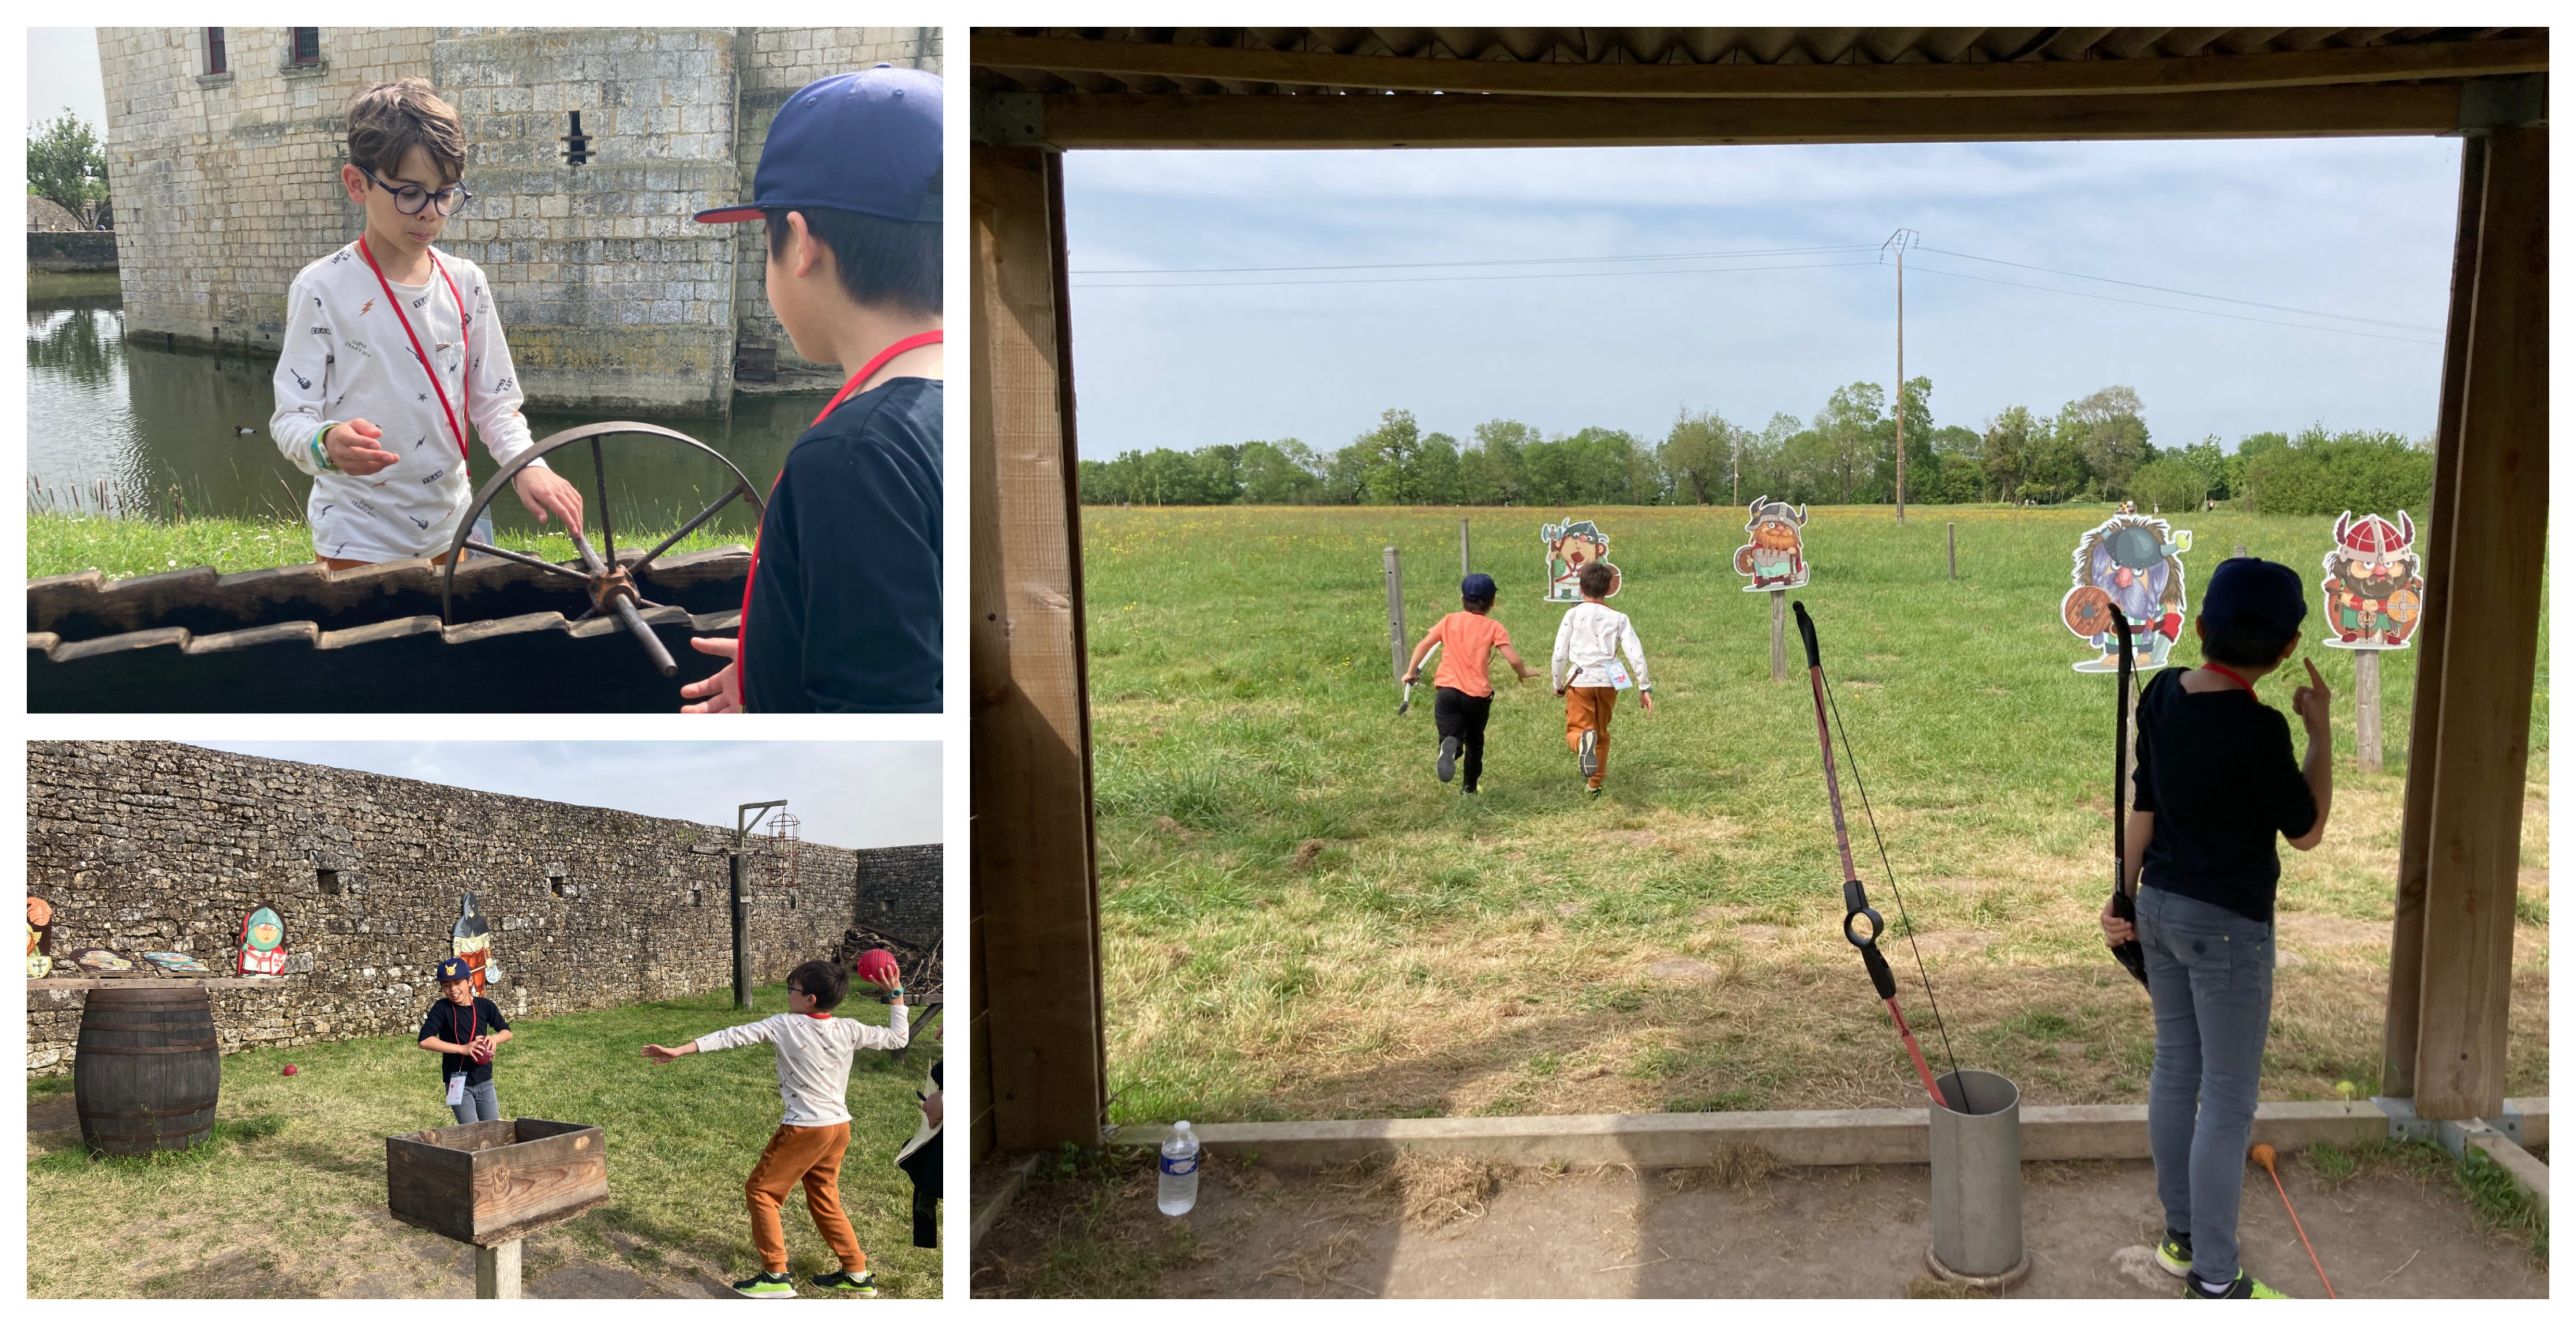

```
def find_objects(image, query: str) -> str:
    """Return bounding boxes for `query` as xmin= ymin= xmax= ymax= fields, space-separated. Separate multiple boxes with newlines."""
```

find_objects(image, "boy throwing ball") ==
xmin=1552 ymin=559 xmax=1654 ymax=797
xmin=1400 ymin=573 xmax=1534 ymax=793
xmin=642 ymin=957 xmax=908 ymax=1298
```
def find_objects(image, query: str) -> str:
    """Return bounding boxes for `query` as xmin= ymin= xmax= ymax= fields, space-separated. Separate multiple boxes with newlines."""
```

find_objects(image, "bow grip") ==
xmin=1858 ymin=942 xmax=1897 ymax=1001
xmin=1792 ymin=600 xmax=1822 ymax=669
xmin=2113 ymin=609 xmax=2133 ymax=650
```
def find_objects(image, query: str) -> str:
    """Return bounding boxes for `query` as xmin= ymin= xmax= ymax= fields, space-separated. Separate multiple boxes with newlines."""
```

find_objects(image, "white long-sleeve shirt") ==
xmin=1552 ymin=601 xmax=1653 ymax=691
xmin=268 ymin=242 xmax=549 ymax=562
xmin=694 ymin=1005 xmax=911 ymax=1128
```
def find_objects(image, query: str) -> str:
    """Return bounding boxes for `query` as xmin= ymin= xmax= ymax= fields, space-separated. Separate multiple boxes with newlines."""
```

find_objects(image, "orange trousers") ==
xmin=1563 ymin=686 xmax=1619 ymax=788
xmin=744 ymin=1122 xmax=864 ymax=1274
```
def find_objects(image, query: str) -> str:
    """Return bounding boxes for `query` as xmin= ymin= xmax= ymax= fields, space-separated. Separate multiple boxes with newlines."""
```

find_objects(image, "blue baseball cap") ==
xmin=2200 ymin=557 xmax=2308 ymax=636
xmin=1462 ymin=573 xmax=1498 ymax=602
xmin=435 ymin=957 xmax=473 ymax=983
xmin=695 ymin=66 xmax=942 ymax=226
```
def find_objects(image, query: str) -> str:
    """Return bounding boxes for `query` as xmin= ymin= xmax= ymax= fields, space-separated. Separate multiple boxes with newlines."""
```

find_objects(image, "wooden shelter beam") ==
xmin=2407 ymin=125 xmax=2546 ymax=1122
xmin=1027 ymin=84 xmax=2466 ymax=150
xmin=975 ymin=35 xmax=2542 ymax=99
xmin=970 ymin=142 xmax=1108 ymax=1154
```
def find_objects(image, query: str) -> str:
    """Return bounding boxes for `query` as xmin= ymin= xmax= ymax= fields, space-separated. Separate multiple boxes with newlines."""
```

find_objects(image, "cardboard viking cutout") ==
xmin=1541 ymin=519 xmax=1620 ymax=602
xmin=2061 ymin=514 xmax=2192 ymax=672
xmin=451 ymin=892 xmax=495 ymax=994
xmin=27 ymin=896 xmax=54 ymax=979
xmin=1734 ymin=497 xmax=1810 ymax=591
xmin=2320 ymin=511 xmax=2424 ymax=650
xmin=237 ymin=903 xmax=288 ymax=976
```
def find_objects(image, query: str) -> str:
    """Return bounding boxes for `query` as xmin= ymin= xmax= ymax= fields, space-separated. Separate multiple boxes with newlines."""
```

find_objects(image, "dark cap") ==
xmin=1461 ymin=573 xmax=1498 ymax=602
xmin=2200 ymin=557 xmax=2307 ymax=636
xmin=695 ymin=66 xmax=942 ymax=226
xmin=435 ymin=957 xmax=473 ymax=983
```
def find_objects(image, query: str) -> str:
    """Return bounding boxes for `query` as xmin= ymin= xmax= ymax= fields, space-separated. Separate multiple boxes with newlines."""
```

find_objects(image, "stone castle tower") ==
xmin=95 ymin=26 xmax=940 ymax=414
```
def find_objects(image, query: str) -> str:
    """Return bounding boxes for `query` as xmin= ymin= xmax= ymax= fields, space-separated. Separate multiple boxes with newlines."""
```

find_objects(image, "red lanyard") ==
xmin=2203 ymin=663 xmax=2258 ymax=693
xmin=735 ymin=329 xmax=944 ymax=703
xmin=358 ymin=235 xmax=471 ymax=459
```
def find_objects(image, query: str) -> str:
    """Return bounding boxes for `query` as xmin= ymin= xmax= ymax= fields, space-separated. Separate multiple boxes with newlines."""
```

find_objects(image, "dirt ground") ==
xmin=973 ymin=1148 xmax=2548 ymax=1299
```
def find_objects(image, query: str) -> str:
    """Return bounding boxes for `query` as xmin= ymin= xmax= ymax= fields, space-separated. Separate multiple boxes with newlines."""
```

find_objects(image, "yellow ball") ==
xmin=2335 ymin=1080 xmax=2357 ymax=1098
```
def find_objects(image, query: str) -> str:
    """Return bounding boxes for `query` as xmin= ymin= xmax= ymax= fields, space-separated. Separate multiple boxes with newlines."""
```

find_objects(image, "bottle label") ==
xmin=1159 ymin=1153 xmax=1197 ymax=1177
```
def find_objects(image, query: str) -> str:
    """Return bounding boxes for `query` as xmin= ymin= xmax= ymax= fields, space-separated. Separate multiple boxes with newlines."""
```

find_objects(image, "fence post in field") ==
xmin=1460 ymin=516 xmax=1471 ymax=578
xmin=1948 ymin=523 xmax=1957 ymax=580
xmin=2356 ymin=650 xmax=2383 ymax=772
xmin=1770 ymin=589 xmax=1789 ymax=682
xmin=2233 ymin=543 xmax=2247 ymax=560
xmin=1384 ymin=546 xmax=1408 ymax=682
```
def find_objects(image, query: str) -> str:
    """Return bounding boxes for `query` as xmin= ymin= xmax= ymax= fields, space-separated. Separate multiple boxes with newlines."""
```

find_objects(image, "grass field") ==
xmin=27 ymin=512 xmax=742 ymax=582
xmin=27 ymin=983 xmax=941 ymax=1299
xmin=1080 ymin=504 xmax=2548 ymax=1127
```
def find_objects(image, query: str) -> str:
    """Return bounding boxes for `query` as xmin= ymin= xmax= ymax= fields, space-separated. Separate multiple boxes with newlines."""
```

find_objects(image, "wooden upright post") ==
xmin=1769 ymin=590 xmax=1788 ymax=682
xmin=1460 ymin=516 xmax=1471 ymax=578
xmin=971 ymin=143 xmax=1108 ymax=1154
xmin=2353 ymin=650 xmax=2383 ymax=773
xmin=476 ymin=1240 xmax=522 ymax=1299
xmin=1384 ymin=546 xmax=1408 ymax=681
xmin=2396 ymin=126 xmax=2546 ymax=1122
xmin=1946 ymin=523 xmax=1956 ymax=580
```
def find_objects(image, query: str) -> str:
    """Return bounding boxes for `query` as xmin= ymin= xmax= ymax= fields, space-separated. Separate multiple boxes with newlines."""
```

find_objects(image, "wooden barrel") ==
xmin=74 ymin=986 xmax=221 ymax=1156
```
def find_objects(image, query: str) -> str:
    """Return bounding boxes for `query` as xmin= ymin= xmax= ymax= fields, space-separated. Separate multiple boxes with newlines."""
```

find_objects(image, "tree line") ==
xmin=1076 ymin=379 xmax=2433 ymax=517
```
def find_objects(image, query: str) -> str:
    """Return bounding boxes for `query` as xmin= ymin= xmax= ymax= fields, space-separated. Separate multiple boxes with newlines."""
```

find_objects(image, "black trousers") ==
xmin=1432 ymin=686 xmax=1494 ymax=789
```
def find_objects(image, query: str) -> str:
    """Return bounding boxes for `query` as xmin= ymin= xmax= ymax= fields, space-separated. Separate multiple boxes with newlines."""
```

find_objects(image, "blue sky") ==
xmin=25 ymin=28 xmax=106 ymax=128
xmin=190 ymin=743 xmax=941 ymax=850
xmin=1061 ymin=137 xmax=2462 ymax=461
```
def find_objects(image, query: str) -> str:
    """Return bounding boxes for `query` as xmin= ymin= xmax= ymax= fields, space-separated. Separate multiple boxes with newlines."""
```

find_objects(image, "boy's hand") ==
xmin=2099 ymin=893 xmax=2136 ymax=947
xmin=325 ymin=420 xmax=400 ymax=475
xmin=512 ymin=466 xmax=586 ymax=534
xmin=1638 ymin=690 xmax=1655 ymax=713
xmin=2292 ymin=657 xmax=2332 ymax=732
xmin=680 ymin=637 xmax=743 ymax=714
xmin=639 ymin=1043 xmax=687 ymax=1063
xmin=1401 ymin=669 xmax=1418 ymax=685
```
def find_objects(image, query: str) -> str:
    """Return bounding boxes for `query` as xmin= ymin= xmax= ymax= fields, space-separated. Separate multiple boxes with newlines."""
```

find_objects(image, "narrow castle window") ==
xmin=290 ymin=28 xmax=321 ymax=67
xmin=316 ymin=867 xmax=340 ymax=896
xmin=205 ymin=28 xmax=227 ymax=76
xmin=562 ymin=110 xmax=591 ymax=167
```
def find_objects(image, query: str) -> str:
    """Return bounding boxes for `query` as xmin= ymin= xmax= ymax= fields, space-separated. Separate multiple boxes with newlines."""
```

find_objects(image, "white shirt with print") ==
xmin=268 ymin=242 xmax=549 ymax=562
xmin=1552 ymin=600 xmax=1653 ymax=691
xmin=693 ymin=1005 xmax=912 ymax=1129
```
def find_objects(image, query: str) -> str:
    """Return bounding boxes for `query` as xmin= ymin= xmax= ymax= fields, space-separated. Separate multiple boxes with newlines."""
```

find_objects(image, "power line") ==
xmin=1069 ymin=242 xmax=1877 ymax=275
xmin=1902 ymin=264 xmax=2442 ymax=345
xmin=1073 ymin=257 xmax=1881 ymax=290
xmin=1917 ymin=245 xmax=2441 ymax=333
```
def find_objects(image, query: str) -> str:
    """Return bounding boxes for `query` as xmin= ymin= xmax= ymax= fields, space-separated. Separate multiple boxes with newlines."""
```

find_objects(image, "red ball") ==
xmin=855 ymin=949 xmax=900 ymax=987
xmin=282 ymin=1064 xmax=298 ymax=1077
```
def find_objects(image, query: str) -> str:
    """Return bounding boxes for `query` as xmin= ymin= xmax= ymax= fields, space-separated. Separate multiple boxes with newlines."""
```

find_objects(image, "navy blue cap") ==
xmin=2200 ymin=557 xmax=2307 ymax=635
xmin=435 ymin=957 xmax=473 ymax=983
xmin=695 ymin=66 xmax=942 ymax=226
xmin=1462 ymin=573 xmax=1498 ymax=602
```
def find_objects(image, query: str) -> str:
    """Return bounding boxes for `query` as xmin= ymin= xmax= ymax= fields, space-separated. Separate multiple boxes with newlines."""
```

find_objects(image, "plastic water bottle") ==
xmin=1157 ymin=1120 xmax=1201 ymax=1216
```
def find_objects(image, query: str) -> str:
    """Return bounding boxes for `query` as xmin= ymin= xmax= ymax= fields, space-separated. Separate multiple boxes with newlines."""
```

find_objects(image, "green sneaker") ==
xmin=2155 ymin=1231 xmax=2193 ymax=1278
xmin=2185 ymin=1272 xmax=2288 ymax=1299
xmin=1586 ymin=785 xmax=1603 ymax=800
xmin=811 ymin=1269 xmax=878 ymax=1296
xmin=732 ymin=1272 xmax=798 ymax=1299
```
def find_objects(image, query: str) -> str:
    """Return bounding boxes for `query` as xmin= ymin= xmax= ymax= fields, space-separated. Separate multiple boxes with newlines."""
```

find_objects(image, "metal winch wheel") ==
xmin=439 ymin=422 xmax=765 ymax=676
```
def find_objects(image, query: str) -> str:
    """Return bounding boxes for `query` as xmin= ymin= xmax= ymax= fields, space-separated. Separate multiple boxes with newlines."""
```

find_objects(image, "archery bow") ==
xmin=2108 ymin=612 xmax=2149 ymax=985
xmin=1792 ymin=601 xmax=1960 ymax=1111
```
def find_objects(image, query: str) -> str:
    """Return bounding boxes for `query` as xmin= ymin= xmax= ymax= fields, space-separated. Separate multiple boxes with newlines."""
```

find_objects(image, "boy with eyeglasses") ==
xmin=268 ymin=77 xmax=583 ymax=567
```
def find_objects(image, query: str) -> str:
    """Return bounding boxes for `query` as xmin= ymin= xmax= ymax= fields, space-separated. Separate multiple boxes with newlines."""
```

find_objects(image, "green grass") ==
xmin=28 ymin=983 xmax=942 ymax=1298
xmin=1080 ymin=504 xmax=2548 ymax=1126
xmin=27 ymin=511 xmax=744 ymax=581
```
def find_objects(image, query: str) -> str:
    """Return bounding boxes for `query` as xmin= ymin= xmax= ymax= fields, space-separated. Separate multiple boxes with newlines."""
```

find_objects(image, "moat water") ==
xmin=28 ymin=273 xmax=827 ymax=541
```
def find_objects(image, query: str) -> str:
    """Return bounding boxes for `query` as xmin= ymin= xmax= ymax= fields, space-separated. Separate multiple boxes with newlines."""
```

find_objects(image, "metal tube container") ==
xmin=1927 ymin=1069 xmax=2028 ymax=1286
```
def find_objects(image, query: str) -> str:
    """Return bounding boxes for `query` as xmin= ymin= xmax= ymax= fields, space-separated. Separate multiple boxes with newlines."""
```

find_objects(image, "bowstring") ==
xmin=1819 ymin=662 xmax=1966 ymax=1096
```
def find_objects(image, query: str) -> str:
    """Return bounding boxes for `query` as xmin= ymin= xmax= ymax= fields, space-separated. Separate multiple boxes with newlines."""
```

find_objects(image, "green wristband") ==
xmin=311 ymin=425 xmax=340 ymax=473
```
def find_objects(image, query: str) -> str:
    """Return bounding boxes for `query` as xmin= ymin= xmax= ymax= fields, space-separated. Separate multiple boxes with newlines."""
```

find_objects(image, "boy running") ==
xmin=1400 ymin=572 xmax=1535 ymax=793
xmin=269 ymin=78 xmax=582 ymax=567
xmin=1552 ymin=560 xmax=1654 ymax=797
xmin=642 ymin=958 xmax=908 ymax=1298
xmin=2099 ymin=559 xmax=2334 ymax=1300
xmin=680 ymin=66 xmax=943 ymax=713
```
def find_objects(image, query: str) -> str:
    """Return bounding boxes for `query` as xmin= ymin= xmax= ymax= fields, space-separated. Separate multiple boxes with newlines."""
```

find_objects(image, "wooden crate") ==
xmin=385 ymin=1118 xmax=609 ymax=1246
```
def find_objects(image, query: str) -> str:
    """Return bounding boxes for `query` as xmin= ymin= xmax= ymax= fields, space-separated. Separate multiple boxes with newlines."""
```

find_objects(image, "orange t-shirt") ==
xmin=1427 ymin=611 xmax=1511 ymax=698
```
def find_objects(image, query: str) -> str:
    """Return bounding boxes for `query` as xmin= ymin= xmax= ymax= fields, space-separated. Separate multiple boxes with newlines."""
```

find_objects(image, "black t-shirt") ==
xmin=2133 ymin=668 xmax=2319 ymax=923
xmin=418 ymin=997 xmax=509 ymax=1086
xmin=739 ymin=376 xmax=942 ymax=713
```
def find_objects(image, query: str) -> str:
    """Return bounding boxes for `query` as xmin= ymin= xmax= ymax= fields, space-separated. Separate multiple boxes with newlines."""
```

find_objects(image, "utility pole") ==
xmin=1732 ymin=421 xmax=1742 ymax=508
xmin=732 ymin=799 xmax=788 ymax=1010
xmin=1883 ymin=227 xmax=1919 ymax=525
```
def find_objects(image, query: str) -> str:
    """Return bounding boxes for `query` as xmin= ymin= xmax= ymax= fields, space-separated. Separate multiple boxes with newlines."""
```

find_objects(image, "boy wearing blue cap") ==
xmin=418 ymin=956 xmax=512 ymax=1124
xmin=2099 ymin=558 xmax=2335 ymax=1299
xmin=1401 ymin=573 xmax=1535 ymax=794
xmin=680 ymin=65 xmax=943 ymax=714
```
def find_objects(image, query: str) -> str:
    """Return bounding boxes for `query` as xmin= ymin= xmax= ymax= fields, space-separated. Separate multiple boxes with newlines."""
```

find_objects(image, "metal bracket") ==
xmin=2376 ymin=1096 xmax=2516 ymax=1158
xmin=973 ymin=91 xmax=1050 ymax=148
xmin=2455 ymin=74 xmax=2547 ymax=133
xmin=2373 ymin=1095 xmax=2435 ymax=1143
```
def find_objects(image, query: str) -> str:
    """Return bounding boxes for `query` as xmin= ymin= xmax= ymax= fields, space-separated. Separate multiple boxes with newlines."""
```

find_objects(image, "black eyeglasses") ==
xmin=359 ymin=164 xmax=473 ymax=216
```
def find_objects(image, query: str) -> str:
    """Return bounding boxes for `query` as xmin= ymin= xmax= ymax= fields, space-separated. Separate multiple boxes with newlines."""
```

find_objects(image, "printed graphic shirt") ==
xmin=268 ymin=242 xmax=549 ymax=562
xmin=1425 ymin=611 xmax=1511 ymax=698
xmin=1552 ymin=601 xmax=1652 ymax=691
xmin=693 ymin=1004 xmax=912 ymax=1128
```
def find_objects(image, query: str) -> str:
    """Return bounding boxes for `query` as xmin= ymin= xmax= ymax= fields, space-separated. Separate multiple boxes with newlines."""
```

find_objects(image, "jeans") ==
xmin=449 ymin=1077 xmax=501 ymax=1125
xmin=1432 ymin=687 xmax=1493 ymax=790
xmin=2136 ymin=886 xmax=2274 ymax=1285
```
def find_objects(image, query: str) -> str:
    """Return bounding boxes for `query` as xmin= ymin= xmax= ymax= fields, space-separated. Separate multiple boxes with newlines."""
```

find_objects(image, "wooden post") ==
xmin=476 ymin=1239 xmax=522 ymax=1300
xmin=2353 ymin=650 xmax=2383 ymax=773
xmin=970 ymin=143 xmax=1108 ymax=1154
xmin=1769 ymin=590 xmax=1788 ymax=682
xmin=1946 ymin=523 xmax=1956 ymax=579
xmin=2403 ymin=125 xmax=2546 ymax=1122
xmin=1460 ymin=516 xmax=1471 ymax=578
xmin=2233 ymin=542 xmax=2247 ymax=560
xmin=1384 ymin=546 xmax=1408 ymax=681
xmin=2384 ymin=134 xmax=2486 ymax=1101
